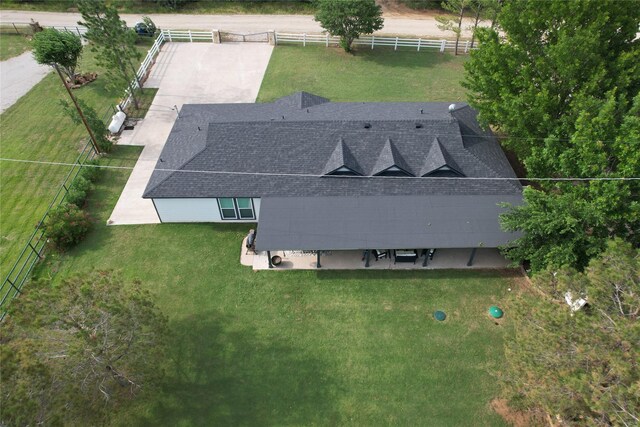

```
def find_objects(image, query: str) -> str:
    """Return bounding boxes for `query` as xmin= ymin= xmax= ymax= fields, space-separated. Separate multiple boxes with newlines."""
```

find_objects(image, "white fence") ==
xmin=274 ymin=32 xmax=476 ymax=53
xmin=161 ymin=29 xmax=217 ymax=42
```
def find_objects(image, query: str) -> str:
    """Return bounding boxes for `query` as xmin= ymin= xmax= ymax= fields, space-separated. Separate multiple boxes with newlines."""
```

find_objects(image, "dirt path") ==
xmin=0 ymin=10 xmax=489 ymax=38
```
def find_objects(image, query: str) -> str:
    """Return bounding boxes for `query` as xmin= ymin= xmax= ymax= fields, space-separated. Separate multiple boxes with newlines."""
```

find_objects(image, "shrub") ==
xmin=43 ymin=204 xmax=92 ymax=250
xmin=65 ymin=175 xmax=92 ymax=207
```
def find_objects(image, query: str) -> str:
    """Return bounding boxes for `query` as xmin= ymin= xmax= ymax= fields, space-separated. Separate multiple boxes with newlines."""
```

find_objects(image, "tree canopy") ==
xmin=314 ymin=0 xmax=384 ymax=52
xmin=503 ymin=239 xmax=639 ymax=425
xmin=0 ymin=272 xmax=168 ymax=426
xmin=32 ymin=28 xmax=83 ymax=83
xmin=77 ymin=0 xmax=143 ymax=108
xmin=464 ymin=0 xmax=640 ymax=272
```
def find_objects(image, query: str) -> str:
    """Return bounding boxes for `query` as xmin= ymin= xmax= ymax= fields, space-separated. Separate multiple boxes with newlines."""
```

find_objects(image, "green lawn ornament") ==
xmin=489 ymin=306 xmax=503 ymax=319
xmin=433 ymin=310 xmax=446 ymax=321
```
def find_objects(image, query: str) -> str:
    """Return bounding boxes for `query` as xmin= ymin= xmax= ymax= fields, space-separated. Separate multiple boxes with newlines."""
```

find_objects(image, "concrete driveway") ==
xmin=108 ymin=42 xmax=273 ymax=225
xmin=0 ymin=51 xmax=50 ymax=114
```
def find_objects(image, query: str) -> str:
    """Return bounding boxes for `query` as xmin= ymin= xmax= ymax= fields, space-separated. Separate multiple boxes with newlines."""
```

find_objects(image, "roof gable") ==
xmin=323 ymin=138 xmax=363 ymax=175
xmin=371 ymin=138 xmax=413 ymax=176
xmin=421 ymin=137 xmax=464 ymax=176
xmin=274 ymin=91 xmax=330 ymax=110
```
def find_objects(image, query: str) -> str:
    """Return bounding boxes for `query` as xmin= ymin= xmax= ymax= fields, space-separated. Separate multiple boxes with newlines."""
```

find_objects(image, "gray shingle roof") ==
xmin=323 ymin=138 xmax=364 ymax=175
xmin=143 ymin=93 xmax=522 ymax=199
xmin=421 ymin=137 xmax=463 ymax=176
xmin=371 ymin=138 xmax=413 ymax=176
xmin=255 ymin=195 xmax=523 ymax=251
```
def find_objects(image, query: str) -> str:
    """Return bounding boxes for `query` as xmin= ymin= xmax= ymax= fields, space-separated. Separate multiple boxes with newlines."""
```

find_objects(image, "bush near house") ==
xmin=43 ymin=203 xmax=92 ymax=250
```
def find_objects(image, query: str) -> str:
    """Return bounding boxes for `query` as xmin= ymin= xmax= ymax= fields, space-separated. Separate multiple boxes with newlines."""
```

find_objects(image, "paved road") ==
xmin=0 ymin=10 xmax=485 ymax=37
xmin=0 ymin=51 xmax=50 ymax=114
xmin=108 ymin=42 xmax=274 ymax=225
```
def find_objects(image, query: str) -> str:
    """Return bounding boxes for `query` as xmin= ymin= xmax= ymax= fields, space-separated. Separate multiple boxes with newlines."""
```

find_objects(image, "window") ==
xmin=218 ymin=198 xmax=237 ymax=219
xmin=218 ymin=198 xmax=255 ymax=220
xmin=236 ymin=198 xmax=255 ymax=219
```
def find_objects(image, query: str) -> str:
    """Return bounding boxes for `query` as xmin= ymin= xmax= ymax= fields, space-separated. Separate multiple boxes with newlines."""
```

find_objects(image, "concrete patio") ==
xmin=108 ymin=41 xmax=274 ymax=225
xmin=240 ymin=238 xmax=512 ymax=270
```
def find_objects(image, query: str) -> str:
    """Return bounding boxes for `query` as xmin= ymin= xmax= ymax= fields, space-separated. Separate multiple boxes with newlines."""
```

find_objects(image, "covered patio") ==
xmin=243 ymin=195 xmax=520 ymax=271
xmin=242 ymin=247 xmax=511 ymax=270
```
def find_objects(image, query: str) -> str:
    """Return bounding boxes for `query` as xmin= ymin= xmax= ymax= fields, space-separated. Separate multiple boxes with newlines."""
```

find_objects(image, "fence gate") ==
xmin=220 ymin=31 xmax=269 ymax=43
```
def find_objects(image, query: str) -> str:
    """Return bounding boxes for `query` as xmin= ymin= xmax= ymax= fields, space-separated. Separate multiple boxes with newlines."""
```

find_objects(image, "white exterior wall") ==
xmin=153 ymin=198 xmax=260 ymax=223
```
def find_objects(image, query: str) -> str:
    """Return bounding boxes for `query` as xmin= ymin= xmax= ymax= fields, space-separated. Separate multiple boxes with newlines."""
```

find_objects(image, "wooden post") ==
xmin=326 ymin=34 xmax=329 ymax=47
xmin=168 ymin=30 xmax=172 ymax=42
xmin=417 ymin=38 xmax=421 ymax=52
xmin=371 ymin=35 xmax=375 ymax=49
xmin=188 ymin=30 xmax=193 ymax=42
xmin=54 ymin=65 xmax=100 ymax=154
xmin=12 ymin=22 xmax=19 ymax=34
xmin=394 ymin=37 xmax=398 ymax=51
xmin=440 ymin=40 xmax=446 ymax=53
xmin=465 ymin=40 xmax=469 ymax=53
xmin=303 ymin=33 xmax=306 ymax=47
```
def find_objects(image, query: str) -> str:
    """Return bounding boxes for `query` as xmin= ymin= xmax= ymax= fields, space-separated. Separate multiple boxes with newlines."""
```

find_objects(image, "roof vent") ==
xmin=420 ymin=109 xmax=424 ymax=114
xmin=364 ymin=123 xmax=371 ymax=129
xmin=448 ymin=103 xmax=456 ymax=112
xmin=415 ymin=123 xmax=423 ymax=129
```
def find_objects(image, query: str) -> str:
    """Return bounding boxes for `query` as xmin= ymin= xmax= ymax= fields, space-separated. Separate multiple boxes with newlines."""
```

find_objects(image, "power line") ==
xmin=1 ymin=157 xmax=639 ymax=182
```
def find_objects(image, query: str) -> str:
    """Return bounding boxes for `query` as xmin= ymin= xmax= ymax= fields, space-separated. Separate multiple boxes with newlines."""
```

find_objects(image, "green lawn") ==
xmin=27 ymin=46 xmax=510 ymax=425
xmin=0 ymin=0 xmax=316 ymax=14
xmin=0 ymin=39 xmax=154 ymax=278
xmin=257 ymin=45 xmax=468 ymax=103
xmin=34 ymin=153 xmax=513 ymax=425
xmin=0 ymin=34 xmax=32 ymax=61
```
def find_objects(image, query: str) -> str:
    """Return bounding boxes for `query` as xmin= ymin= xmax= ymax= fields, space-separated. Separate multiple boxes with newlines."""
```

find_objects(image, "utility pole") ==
xmin=53 ymin=64 xmax=101 ymax=154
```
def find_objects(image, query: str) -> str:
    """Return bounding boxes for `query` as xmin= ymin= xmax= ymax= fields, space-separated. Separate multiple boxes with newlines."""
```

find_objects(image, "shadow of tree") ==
xmin=126 ymin=311 xmax=341 ymax=426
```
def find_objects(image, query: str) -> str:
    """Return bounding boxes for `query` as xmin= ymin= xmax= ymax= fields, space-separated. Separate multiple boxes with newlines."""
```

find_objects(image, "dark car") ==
xmin=134 ymin=22 xmax=155 ymax=37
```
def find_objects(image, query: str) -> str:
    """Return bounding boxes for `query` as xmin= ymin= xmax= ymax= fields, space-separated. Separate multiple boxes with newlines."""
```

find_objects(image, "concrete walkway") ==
xmin=108 ymin=42 xmax=274 ymax=225
xmin=0 ymin=51 xmax=50 ymax=114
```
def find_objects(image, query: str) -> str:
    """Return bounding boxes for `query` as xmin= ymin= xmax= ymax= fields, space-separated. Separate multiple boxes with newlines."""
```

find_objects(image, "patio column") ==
xmin=267 ymin=251 xmax=273 ymax=269
xmin=364 ymin=250 xmax=371 ymax=268
xmin=422 ymin=249 xmax=429 ymax=267
xmin=316 ymin=251 xmax=321 ymax=268
xmin=467 ymin=248 xmax=477 ymax=267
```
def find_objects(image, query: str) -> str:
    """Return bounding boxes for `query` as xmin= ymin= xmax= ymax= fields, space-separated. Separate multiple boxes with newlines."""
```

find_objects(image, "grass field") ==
xmin=0 ymin=33 xmax=32 ymax=61
xmin=257 ymin=45 xmax=468 ymax=103
xmin=34 ymin=157 xmax=514 ymax=425
xmin=0 ymin=39 xmax=154 ymax=278
xmin=9 ymin=44 xmax=511 ymax=424
xmin=0 ymin=0 xmax=316 ymax=14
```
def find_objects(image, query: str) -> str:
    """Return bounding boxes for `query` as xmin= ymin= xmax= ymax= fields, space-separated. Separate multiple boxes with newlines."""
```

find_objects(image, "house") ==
xmin=143 ymin=92 xmax=522 ymax=267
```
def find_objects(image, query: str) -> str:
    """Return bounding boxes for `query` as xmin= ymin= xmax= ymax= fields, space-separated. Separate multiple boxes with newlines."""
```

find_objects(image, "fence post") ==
xmin=440 ymin=40 xmax=446 ymax=53
xmin=168 ymin=29 xmax=172 ymax=42
xmin=417 ymin=38 xmax=421 ymax=52
xmin=394 ymin=37 xmax=398 ymax=51
xmin=12 ymin=23 xmax=19 ymax=34
xmin=303 ymin=33 xmax=306 ymax=47
xmin=189 ymin=30 xmax=193 ymax=42
xmin=267 ymin=30 xmax=276 ymax=45
xmin=274 ymin=31 xmax=278 ymax=45
xmin=465 ymin=40 xmax=469 ymax=53
xmin=76 ymin=27 xmax=81 ymax=37
xmin=371 ymin=35 xmax=375 ymax=50
xmin=212 ymin=29 xmax=220 ymax=43
xmin=326 ymin=34 xmax=329 ymax=47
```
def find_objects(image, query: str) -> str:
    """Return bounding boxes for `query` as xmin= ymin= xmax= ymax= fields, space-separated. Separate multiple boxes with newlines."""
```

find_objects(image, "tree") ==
xmin=32 ymin=28 xmax=83 ymax=83
xmin=463 ymin=0 xmax=640 ymax=157
xmin=436 ymin=0 xmax=471 ymax=55
xmin=502 ymin=239 xmax=639 ymax=425
xmin=314 ymin=0 xmax=384 ymax=53
xmin=464 ymin=0 xmax=640 ymax=272
xmin=0 ymin=272 xmax=168 ymax=426
xmin=61 ymin=98 xmax=112 ymax=152
xmin=77 ymin=0 xmax=143 ymax=109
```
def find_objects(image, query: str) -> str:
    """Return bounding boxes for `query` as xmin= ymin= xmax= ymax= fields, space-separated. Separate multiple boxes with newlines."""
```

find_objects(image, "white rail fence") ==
xmin=274 ymin=32 xmax=476 ymax=53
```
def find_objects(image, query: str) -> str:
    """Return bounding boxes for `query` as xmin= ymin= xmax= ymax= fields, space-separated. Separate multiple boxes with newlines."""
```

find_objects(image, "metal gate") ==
xmin=220 ymin=31 xmax=269 ymax=43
